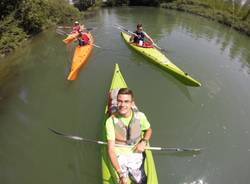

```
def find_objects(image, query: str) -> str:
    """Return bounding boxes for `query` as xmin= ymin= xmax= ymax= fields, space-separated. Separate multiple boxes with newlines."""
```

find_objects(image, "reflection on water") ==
xmin=183 ymin=178 xmax=208 ymax=184
xmin=163 ymin=10 xmax=250 ymax=74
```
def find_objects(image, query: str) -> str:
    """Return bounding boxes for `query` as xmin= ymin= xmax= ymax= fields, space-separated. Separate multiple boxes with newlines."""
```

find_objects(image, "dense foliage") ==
xmin=102 ymin=0 xmax=129 ymax=6
xmin=129 ymin=0 xmax=160 ymax=6
xmin=0 ymin=0 xmax=82 ymax=56
xmin=75 ymin=0 xmax=97 ymax=11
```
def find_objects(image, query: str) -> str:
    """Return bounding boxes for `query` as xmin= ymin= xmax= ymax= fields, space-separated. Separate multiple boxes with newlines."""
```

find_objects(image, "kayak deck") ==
xmin=67 ymin=33 xmax=93 ymax=80
xmin=121 ymin=32 xmax=201 ymax=87
xmin=101 ymin=64 xmax=158 ymax=184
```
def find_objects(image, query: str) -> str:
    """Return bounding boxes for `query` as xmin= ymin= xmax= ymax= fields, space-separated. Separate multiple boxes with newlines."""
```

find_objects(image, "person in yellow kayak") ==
xmin=130 ymin=24 xmax=154 ymax=47
xmin=106 ymin=88 xmax=152 ymax=184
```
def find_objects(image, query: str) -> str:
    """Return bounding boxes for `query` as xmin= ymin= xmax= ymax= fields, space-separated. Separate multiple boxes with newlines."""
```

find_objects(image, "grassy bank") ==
xmin=0 ymin=0 xmax=83 ymax=57
xmin=161 ymin=0 xmax=250 ymax=36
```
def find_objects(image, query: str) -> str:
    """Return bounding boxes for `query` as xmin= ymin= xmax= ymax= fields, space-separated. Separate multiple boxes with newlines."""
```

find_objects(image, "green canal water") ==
xmin=0 ymin=7 xmax=250 ymax=184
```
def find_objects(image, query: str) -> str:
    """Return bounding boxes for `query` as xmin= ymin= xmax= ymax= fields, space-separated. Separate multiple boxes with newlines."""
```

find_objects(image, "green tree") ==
xmin=76 ymin=0 xmax=96 ymax=10
xmin=15 ymin=0 xmax=48 ymax=34
xmin=0 ymin=0 xmax=22 ymax=19
xmin=129 ymin=0 xmax=160 ymax=6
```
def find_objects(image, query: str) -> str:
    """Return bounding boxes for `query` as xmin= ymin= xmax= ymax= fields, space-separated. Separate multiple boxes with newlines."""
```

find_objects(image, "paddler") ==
xmin=106 ymin=88 xmax=152 ymax=184
xmin=72 ymin=21 xmax=81 ymax=33
xmin=72 ymin=22 xmax=89 ymax=46
xmin=130 ymin=24 xmax=154 ymax=47
xmin=77 ymin=25 xmax=90 ymax=46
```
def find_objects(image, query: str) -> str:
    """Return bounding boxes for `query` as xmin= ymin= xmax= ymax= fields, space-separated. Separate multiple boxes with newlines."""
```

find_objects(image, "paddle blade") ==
xmin=49 ymin=128 xmax=83 ymax=141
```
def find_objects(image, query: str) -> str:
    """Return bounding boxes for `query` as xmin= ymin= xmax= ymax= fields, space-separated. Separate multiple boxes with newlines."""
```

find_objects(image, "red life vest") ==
xmin=81 ymin=33 xmax=89 ymax=43
xmin=135 ymin=41 xmax=154 ymax=48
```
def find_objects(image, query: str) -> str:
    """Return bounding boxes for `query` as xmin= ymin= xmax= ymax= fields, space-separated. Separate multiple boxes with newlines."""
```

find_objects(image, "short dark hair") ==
xmin=137 ymin=24 xmax=143 ymax=28
xmin=118 ymin=88 xmax=134 ymax=100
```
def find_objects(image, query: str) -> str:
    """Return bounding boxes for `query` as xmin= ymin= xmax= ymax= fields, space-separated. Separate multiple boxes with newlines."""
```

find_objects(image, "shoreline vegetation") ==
xmin=160 ymin=0 xmax=250 ymax=36
xmin=0 ymin=0 xmax=85 ymax=58
xmin=0 ymin=0 xmax=250 ymax=57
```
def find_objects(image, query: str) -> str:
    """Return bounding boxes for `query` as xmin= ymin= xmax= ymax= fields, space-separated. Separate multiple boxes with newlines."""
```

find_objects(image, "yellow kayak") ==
xmin=101 ymin=64 xmax=158 ymax=184
xmin=121 ymin=32 xmax=201 ymax=87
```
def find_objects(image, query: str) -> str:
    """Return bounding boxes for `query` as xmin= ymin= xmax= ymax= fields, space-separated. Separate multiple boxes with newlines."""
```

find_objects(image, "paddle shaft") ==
xmin=49 ymin=128 xmax=202 ymax=152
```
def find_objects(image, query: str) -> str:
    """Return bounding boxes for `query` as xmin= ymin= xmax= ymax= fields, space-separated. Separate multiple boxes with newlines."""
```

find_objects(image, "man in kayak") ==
xmin=72 ymin=22 xmax=89 ymax=46
xmin=77 ymin=29 xmax=90 ymax=46
xmin=72 ymin=21 xmax=81 ymax=33
xmin=130 ymin=24 xmax=154 ymax=47
xmin=106 ymin=88 xmax=152 ymax=184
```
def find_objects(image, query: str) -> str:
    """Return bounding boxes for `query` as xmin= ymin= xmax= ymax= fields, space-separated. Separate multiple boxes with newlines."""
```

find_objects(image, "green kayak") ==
xmin=121 ymin=32 xmax=201 ymax=87
xmin=101 ymin=64 xmax=158 ymax=184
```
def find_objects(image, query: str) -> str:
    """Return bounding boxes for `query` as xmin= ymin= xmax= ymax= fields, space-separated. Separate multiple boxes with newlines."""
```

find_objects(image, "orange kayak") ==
xmin=63 ymin=32 xmax=79 ymax=44
xmin=67 ymin=33 xmax=93 ymax=80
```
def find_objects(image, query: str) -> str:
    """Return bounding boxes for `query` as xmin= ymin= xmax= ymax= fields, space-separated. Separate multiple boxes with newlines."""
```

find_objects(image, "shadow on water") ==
xmin=0 ymin=55 xmax=25 ymax=109
xmin=157 ymin=69 xmax=193 ymax=102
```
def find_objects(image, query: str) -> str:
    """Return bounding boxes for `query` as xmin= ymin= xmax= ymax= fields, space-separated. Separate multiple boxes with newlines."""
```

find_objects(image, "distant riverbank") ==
xmin=161 ymin=0 xmax=250 ymax=36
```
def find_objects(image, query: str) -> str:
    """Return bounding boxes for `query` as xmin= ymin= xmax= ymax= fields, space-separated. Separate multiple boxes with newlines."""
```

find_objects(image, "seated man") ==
xmin=77 ymin=30 xmax=89 ymax=46
xmin=130 ymin=24 xmax=154 ymax=47
xmin=106 ymin=88 xmax=152 ymax=184
xmin=72 ymin=21 xmax=81 ymax=33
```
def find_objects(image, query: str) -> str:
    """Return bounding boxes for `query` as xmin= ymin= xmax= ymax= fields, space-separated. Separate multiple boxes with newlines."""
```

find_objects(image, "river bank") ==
xmin=161 ymin=0 xmax=250 ymax=36
xmin=0 ymin=0 xmax=83 ymax=58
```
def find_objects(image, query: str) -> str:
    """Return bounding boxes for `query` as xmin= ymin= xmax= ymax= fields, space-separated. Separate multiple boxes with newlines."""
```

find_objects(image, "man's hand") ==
xmin=135 ymin=140 xmax=147 ymax=153
xmin=118 ymin=172 xmax=127 ymax=184
xmin=119 ymin=176 xmax=127 ymax=184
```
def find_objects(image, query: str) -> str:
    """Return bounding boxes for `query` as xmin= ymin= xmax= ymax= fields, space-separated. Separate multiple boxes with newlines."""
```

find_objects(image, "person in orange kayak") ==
xmin=72 ymin=21 xmax=81 ymax=33
xmin=77 ymin=29 xmax=90 ymax=46
xmin=130 ymin=24 xmax=154 ymax=47
xmin=72 ymin=22 xmax=89 ymax=46
xmin=106 ymin=88 xmax=152 ymax=184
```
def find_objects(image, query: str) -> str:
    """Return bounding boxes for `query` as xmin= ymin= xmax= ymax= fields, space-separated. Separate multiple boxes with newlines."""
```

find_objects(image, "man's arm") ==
xmin=130 ymin=35 xmax=135 ymax=42
xmin=135 ymin=127 xmax=152 ymax=152
xmin=107 ymin=140 xmax=122 ymax=173
xmin=144 ymin=32 xmax=154 ymax=44
xmin=107 ymin=140 xmax=127 ymax=184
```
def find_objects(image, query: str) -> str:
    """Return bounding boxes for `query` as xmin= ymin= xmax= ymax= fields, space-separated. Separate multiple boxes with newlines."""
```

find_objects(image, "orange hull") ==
xmin=63 ymin=32 xmax=79 ymax=44
xmin=67 ymin=33 xmax=93 ymax=80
